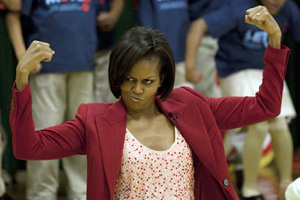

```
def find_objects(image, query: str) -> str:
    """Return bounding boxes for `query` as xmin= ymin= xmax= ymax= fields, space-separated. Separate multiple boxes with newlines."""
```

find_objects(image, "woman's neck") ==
xmin=126 ymin=105 xmax=161 ymax=121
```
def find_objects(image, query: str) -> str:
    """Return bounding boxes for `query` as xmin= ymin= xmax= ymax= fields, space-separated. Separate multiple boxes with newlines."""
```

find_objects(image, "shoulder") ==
xmin=78 ymin=102 xmax=113 ymax=116
xmin=168 ymin=86 xmax=208 ymax=103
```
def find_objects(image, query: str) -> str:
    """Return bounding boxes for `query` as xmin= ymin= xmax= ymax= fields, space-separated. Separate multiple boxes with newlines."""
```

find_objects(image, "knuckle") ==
xmin=32 ymin=40 xmax=39 ymax=47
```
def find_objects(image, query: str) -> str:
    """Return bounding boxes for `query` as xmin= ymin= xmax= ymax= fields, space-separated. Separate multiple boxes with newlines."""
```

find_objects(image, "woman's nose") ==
xmin=132 ymin=82 xmax=143 ymax=94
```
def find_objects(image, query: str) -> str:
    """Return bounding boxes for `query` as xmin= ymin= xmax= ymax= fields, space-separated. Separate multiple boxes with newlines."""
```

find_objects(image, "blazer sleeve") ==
xmin=184 ymin=45 xmax=290 ymax=131
xmin=10 ymin=83 xmax=87 ymax=160
xmin=211 ymin=45 xmax=290 ymax=130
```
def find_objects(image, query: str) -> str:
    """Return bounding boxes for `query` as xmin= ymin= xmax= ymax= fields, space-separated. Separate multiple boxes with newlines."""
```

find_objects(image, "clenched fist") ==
xmin=245 ymin=6 xmax=282 ymax=49
xmin=16 ymin=41 xmax=55 ymax=91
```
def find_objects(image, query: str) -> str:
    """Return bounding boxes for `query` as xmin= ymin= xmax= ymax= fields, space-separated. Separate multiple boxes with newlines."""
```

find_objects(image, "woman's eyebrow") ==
xmin=127 ymin=75 xmax=157 ymax=79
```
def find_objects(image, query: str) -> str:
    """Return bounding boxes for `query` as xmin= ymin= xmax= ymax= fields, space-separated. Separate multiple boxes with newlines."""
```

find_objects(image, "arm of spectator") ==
xmin=5 ymin=12 xmax=26 ymax=61
xmin=6 ymin=11 xmax=42 ymax=74
xmin=97 ymin=0 xmax=124 ymax=32
xmin=185 ymin=18 xmax=208 ymax=83
xmin=0 ymin=0 xmax=20 ymax=11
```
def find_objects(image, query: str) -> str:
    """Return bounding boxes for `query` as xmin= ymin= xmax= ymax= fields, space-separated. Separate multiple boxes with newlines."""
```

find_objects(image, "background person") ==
xmin=94 ymin=0 xmax=124 ymax=103
xmin=6 ymin=0 xmax=99 ymax=199
xmin=186 ymin=0 xmax=228 ymax=97
xmin=135 ymin=0 xmax=193 ymax=88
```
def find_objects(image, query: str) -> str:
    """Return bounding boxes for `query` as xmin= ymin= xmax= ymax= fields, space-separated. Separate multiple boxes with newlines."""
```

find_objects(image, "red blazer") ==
xmin=10 ymin=45 xmax=290 ymax=200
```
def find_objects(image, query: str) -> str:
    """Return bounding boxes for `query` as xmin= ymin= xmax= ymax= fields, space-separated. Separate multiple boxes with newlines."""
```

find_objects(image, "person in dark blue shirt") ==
xmin=94 ymin=0 xmax=124 ymax=103
xmin=7 ymin=0 xmax=100 ymax=199
xmin=185 ymin=0 xmax=229 ymax=98
xmin=135 ymin=0 xmax=193 ymax=88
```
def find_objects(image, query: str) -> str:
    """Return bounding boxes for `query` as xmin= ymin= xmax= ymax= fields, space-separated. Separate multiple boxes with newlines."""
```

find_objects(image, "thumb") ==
xmin=30 ymin=63 xmax=42 ymax=74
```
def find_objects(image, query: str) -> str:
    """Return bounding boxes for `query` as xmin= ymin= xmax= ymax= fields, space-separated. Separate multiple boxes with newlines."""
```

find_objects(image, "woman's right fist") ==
xmin=17 ymin=41 xmax=54 ymax=75
xmin=16 ymin=41 xmax=54 ymax=91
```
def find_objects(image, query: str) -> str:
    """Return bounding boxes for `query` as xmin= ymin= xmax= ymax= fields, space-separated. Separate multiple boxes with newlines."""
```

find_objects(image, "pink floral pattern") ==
xmin=113 ymin=127 xmax=195 ymax=199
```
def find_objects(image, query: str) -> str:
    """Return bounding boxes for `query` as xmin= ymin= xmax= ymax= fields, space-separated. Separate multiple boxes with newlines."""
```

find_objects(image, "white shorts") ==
xmin=220 ymin=69 xmax=296 ymax=121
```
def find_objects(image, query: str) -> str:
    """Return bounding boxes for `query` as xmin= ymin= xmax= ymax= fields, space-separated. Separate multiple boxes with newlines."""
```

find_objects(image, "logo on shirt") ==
xmin=45 ymin=0 xmax=91 ymax=12
xmin=157 ymin=0 xmax=187 ymax=11
xmin=242 ymin=30 xmax=268 ymax=49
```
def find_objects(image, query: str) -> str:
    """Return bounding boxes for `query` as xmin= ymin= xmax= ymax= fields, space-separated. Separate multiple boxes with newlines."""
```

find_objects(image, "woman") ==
xmin=11 ymin=6 xmax=290 ymax=200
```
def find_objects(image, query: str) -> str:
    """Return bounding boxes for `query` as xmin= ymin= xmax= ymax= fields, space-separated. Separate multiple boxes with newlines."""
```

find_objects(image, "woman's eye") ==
xmin=144 ymin=80 xmax=153 ymax=84
xmin=126 ymin=78 xmax=134 ymax=82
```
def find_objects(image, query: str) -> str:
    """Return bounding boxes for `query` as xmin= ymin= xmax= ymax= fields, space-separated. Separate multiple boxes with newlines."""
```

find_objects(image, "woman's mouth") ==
xmin=130 ymin=96 xmax=141 ymax=102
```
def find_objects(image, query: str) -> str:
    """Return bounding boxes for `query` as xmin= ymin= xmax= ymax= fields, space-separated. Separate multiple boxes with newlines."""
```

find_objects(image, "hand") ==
xmin=16 ymin=41 xmax=54 ymax=90
xmin=97 ymin=12 xmax=117 ymax=32
xmin=31 ymin=63 xmax=42 ymax=74
xmin=245 ymin=6 xmax=282 ymax=48
xmin=17 ymin=41 xmax=53 ymax=74
xmin=245 ymin=6 xmax=281 ymax=36
xmin=186 ymin=68 xmax=203 ymax=84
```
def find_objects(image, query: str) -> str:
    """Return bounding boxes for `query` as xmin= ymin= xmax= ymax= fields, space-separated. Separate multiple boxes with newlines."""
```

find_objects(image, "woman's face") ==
xmin=260 ymin=0 xmax=286 ymax=15
xmin=121 ymin=58 xmax=163 ymax=113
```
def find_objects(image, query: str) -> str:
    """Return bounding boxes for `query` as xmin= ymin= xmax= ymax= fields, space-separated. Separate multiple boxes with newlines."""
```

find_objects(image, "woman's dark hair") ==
xmin=109 ymin=27 xmax=175 ymax=101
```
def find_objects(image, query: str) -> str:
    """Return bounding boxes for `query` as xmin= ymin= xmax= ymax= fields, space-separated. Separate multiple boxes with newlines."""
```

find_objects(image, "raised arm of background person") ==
xmin=15 ymin=41 xmax=54 ymax=91
xmin=0 ymin=0 xmax=20 ymax=11
xmin=185 ymin=17 xmax=207 ymax=83
xmin=97 ymin=0 xmax=124 ymax=32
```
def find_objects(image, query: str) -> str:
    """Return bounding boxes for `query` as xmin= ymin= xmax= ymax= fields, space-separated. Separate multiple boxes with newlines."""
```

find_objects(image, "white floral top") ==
xmin=113 ymin=127 xmax=195 ymax=199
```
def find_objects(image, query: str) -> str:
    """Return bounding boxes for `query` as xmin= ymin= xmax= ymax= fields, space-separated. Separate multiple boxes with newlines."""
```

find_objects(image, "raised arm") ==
xmin=10 ymin=42 xmax=90 ymax=160
xmin=185 ymin=18 xmax=207 ymax=83
xmin=208 ymin=6 xmax=288 ymax=130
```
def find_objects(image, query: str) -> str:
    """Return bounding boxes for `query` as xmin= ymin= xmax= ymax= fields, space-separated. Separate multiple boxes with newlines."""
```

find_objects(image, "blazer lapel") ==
xmin=157 ymin=97 xmax=219 ymax=181
xmin=96 ymin=100 xmax=127 ymax=198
